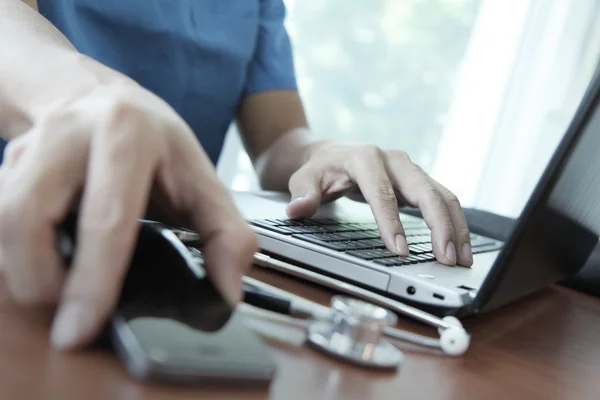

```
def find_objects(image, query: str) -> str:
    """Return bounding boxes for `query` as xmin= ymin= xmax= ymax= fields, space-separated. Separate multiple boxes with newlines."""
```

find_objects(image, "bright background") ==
xmin=217 ymin=0 xmax=600 ymax=218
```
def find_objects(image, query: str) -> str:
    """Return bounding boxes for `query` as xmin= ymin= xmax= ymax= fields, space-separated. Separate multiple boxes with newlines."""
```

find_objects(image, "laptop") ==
xmin=231 ymin=68 xmax=600 ymax=317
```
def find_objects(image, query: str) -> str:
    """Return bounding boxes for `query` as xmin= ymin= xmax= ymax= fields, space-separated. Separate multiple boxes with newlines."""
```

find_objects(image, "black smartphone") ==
xmin=60 ymin=218 xmax=276 ymax=387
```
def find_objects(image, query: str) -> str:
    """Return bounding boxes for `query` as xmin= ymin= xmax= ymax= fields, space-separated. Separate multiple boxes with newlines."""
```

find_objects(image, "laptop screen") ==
xmin=473 ymin=65 xmax=600 ymax=314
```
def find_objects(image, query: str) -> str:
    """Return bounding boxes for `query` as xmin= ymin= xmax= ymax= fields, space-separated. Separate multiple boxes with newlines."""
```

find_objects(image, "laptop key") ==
xmin=413 ymin=254 xmax=433 ymax=262
xmin=318 ymin=224 xmax=359 ymax=233
xmin=250 ymin=221 xmax=296 ymax=235
xmin=311 ymin=219 xmax=340 ymax=225
xmin=293 ymin=233 xmax=345 ymax=242
xmin=288 ymin=225 xmax=330 ymax=234
xmin=359 ymin=238 xmax=386 ymax=249
xmin=315 ymin=241 xmax=347 ymax=251
xmin=274 ymin=219 xmax=304 ymax=226
xmin=361 ymin=248 xmax=397 ymax=259
xmin=292 ymin=235 xmax=347 ymax=251
xmin=336 ymin=230 xmax=380 ymax=240
xmin=345 ymin=250 xmax=386 ymax=260
xmin=409 ymin=245 xmax=428 ymax=255
xmin=339 ymin=240 xmax=377 ymax=250
xmin=407 ymin=235 xmax=430 ymax=245
xmin=419 ymin=254 xmax=436 ymax=262
xmin=349 ymin=223 xmax=379 ymax=230
xmin=405 ymin=228 xmax=431 ymax=237
xmin=417 ymin=243 xmax=433 ymax=252
xmin=374 ymin=257 xmax=411 ymax=267
xmin=406 ymin=254 xmax=422 ymax=263
xmin=250 ymin=219 xmax=279 ymax=228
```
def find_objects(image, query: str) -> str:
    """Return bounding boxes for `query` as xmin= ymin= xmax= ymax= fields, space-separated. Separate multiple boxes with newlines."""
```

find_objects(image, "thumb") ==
xmin=286 ymin=167 xmax=323 ymax=219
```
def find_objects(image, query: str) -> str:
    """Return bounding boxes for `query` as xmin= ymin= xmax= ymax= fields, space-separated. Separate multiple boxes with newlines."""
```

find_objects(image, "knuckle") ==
xmin=388 ymin=149 xmax=412 ymax=164
xmin=442 ymin=190 xmax=461 ymax=207
xmin=79 ymin=206 xmax=131 ymax=246
xmin=408 ymin=161 xmax=425 ymax=176
xmin=375 ymin=182 xmax=397 ymax=203
xmin=360 ymin=144 xmax=384 ymax=161
xmin=104 ymin=100 xmax=145 ymax=138
xmin=424 ymin=184 xmax=443 ymax=203
xmin=95 ymin=92 xmax=160 ymax=156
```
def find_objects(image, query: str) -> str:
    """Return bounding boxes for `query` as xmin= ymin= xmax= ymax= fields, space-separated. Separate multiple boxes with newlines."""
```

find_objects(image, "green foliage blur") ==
xmin=286 ymin=0 xmax=481 ymax=170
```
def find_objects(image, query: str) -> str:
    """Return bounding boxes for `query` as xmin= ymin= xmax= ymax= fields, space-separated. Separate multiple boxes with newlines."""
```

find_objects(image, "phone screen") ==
xmin=109 ymin=222 xmax=276 ymax=386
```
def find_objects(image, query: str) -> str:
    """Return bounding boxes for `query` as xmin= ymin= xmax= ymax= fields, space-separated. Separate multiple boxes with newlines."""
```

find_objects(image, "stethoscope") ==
xmin=57 ymin=219 xmax=471 ymax=370
xmin=239 ymin=276 xmax=470 ymax=370
xmin=170 ymin=226 xmax=471 ymax=370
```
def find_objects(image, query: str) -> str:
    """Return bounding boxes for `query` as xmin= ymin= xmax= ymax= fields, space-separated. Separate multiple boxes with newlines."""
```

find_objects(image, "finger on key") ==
xmin=348 ymin=146 xmax=408 ymax=256
xmin=286 ymin=165 xmax=324 ymax=219
xmin=431 ymin=179 xmax=472 ymax=267
xmin=384 ymin=152 xmax=456 ymax=265
xmin=51 ymin=128 xmax=156 ymax=350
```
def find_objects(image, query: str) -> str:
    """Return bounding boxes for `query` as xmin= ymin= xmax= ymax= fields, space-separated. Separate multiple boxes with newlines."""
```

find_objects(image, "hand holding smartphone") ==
xmin=60 ymin=217 xmax=276 ymax=387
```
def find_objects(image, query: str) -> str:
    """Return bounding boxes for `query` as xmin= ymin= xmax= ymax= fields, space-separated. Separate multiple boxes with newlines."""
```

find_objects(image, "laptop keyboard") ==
xmin=249 ymin=218 xmax=503 ymax=267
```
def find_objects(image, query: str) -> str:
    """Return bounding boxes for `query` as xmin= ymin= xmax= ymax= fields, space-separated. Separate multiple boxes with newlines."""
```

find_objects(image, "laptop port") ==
xmin=433 ymin=293 xmax=445 ymax=300
xmin=406 ymin=286 xmax=416 ymax=295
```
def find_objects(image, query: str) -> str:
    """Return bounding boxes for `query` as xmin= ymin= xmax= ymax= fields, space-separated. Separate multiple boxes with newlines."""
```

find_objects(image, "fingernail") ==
xmin=445 ymin=242 xmax=457 ymax=265
xmin=395 ymin=234 xmax=409 ymax=256
xmin=462 ymin=242 xmax=473 ymax=263
xmin=50 ymin=301 xmax=92 ymax=350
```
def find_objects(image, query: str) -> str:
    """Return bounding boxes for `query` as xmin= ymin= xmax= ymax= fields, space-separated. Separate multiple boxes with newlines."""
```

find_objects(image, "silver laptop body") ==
xmin=232 ymin=191 xmax=501 ymax=309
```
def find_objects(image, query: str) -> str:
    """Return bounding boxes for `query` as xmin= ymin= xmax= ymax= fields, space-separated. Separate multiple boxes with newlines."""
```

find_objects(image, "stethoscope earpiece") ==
xmin=437 ymin=316 xmax=470 ymax=356
xmin=439 ymin=326 xmax=471 ymax=356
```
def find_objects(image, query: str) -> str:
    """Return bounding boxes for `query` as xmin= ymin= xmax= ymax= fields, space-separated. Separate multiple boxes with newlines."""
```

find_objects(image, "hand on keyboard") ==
xmin=284 ymin=141 xmax=473 ymax=267
xmin=249 ymin=219 xmax=502 ymax=267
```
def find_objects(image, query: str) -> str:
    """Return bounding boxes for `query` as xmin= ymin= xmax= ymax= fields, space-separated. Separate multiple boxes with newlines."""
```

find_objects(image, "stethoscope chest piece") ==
xmin=306 ymin=295 xmax=403 ymax=369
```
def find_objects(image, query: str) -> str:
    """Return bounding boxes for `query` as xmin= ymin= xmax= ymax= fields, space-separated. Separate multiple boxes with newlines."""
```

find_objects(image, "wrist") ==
xmin=255 ymin=127 xmax=315 ymax=191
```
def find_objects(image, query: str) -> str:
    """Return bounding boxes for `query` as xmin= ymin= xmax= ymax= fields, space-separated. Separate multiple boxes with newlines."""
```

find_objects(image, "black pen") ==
xmin=241 ymin=282 xmax=315 ymax=319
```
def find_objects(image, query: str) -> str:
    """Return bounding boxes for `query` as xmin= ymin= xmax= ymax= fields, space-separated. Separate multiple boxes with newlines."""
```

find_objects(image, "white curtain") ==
xmin=431 ymin=0 xmax=600 ymax=218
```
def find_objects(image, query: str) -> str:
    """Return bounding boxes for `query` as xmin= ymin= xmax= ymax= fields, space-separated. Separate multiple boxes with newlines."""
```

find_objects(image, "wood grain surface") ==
xmin=0 ymin=268 xmax=599 ymax=400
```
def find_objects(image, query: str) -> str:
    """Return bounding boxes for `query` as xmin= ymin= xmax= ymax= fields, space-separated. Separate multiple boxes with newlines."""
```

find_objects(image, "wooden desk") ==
xmin=1 ymin=269 xmax=599 ymax=400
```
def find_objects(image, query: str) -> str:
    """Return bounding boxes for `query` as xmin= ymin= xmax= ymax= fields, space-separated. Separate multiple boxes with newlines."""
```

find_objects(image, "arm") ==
xmin=235 ymin=0 xmax=313 ymax=190
xmin=0 ymin=0 xmax=132 ymax=140
xmin=238 ymin=0 xmax=473 ymax=267
xmin=0 ymin=0 xmax=256 ymax=351
xmin=237 ymin=90 xmax=315 ymax=191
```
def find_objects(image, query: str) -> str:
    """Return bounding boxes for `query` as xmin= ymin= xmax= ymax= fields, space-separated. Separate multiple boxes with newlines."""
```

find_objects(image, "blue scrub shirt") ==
xmin=0 ymin=0 xmax=297 ymax=165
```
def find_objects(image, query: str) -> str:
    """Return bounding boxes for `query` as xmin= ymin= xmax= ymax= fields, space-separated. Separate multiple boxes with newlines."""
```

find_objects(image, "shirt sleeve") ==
xmin=243 ymin=0 xmax=298 ymax=96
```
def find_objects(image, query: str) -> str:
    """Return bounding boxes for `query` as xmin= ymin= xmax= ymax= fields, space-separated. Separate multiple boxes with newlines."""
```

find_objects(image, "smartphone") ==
xmin=102 ymin=221 xmax=276 ymax=387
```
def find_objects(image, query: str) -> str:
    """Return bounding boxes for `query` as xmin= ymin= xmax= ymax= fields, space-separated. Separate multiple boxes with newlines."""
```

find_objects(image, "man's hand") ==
xmin=0 ymin=83 xmax=257 ymax=350
xmin=286 ymin=140 xmax=472 ymax=267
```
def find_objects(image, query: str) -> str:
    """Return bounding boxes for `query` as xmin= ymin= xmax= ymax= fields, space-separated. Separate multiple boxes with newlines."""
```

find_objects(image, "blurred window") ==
xmin=218 ymin=0 xmax=600 ymax=218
